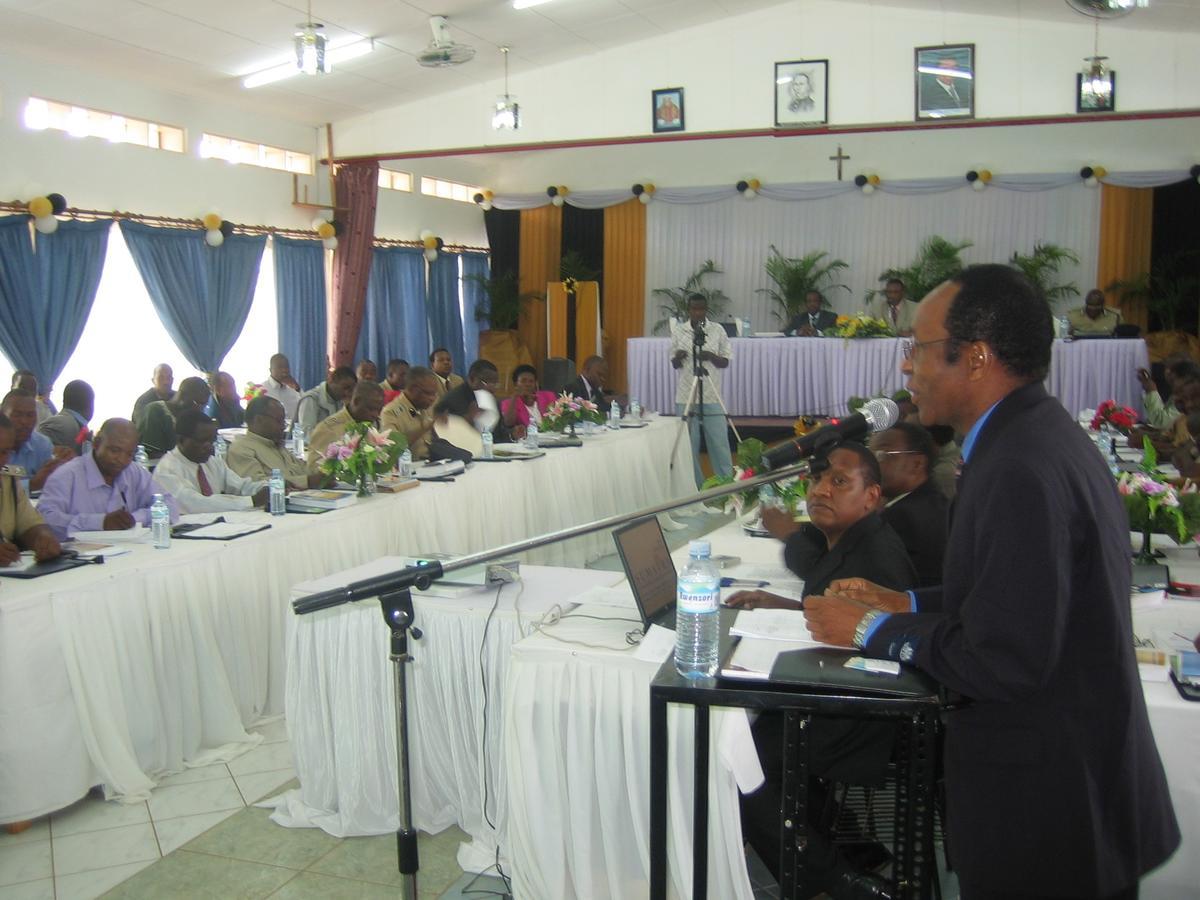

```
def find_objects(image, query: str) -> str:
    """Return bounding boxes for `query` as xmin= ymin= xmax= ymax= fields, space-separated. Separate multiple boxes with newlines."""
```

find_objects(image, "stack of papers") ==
xmin=722 ymin=609 xmax=829 ymax=681
xmin=288 ymin=490 xmax=357 ymax=510
xmin=72 ymin=525 xmax=151 ymax=544
xmin=413 ymin=460 xmax=467 ymax=479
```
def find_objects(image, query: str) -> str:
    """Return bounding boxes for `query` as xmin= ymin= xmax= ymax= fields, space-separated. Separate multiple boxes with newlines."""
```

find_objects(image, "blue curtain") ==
xmin=0 ymin=216 xmax=109 ymax=388
xmin=460 ymin=252 xmax=490 ymax=362
xmin=120 ymin=220 xmax=266 ymax=373
xmin=357 ymin=247 xmax=429 ymax=368
xmin=427 ymin=252 xmax=465 ymax=366
xmin=274 ymin=236 xmax=327 ymax=391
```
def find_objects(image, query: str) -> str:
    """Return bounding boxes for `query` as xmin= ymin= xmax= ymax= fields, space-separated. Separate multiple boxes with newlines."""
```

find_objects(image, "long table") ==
xmin=0 ymin=418 xmax=693 ymax=824
xmin=626 ymin=336 xmax=1150 ymax=419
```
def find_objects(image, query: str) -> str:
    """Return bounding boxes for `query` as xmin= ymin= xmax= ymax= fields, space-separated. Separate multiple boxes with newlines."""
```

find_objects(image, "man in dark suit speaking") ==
xmin=787 ymin=290 xmax=839 ymax=336
xmin=805 ymin=265 xmax=1179 ymax=899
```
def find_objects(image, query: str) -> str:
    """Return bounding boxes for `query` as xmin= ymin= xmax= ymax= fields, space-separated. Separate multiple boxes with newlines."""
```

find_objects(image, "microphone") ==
xmin=762 ymin=397 xmax=900 ymax=470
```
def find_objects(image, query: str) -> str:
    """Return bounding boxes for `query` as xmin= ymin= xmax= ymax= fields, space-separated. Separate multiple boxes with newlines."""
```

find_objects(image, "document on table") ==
xmin=721 ymin=637 xmax=786 ymax=680
xmin=729 ymin=608 xmax=822 ymax=643
xmin=173 ymin=521 xmax=271 ymax=540
xmin=71 ymin=525 xmax=151 ymax=544
xmin=0 ymin=552 xmax=40 ymax=573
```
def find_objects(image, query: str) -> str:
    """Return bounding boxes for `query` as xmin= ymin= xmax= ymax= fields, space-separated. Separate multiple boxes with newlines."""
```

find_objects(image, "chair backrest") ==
xmin=542 ymin=357 xmax=576 ymax=394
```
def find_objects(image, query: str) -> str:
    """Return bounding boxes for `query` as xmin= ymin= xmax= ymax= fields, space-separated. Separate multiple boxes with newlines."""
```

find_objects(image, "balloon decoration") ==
xmin=967 ymin=169 xmax=992 ymax=192
xmin=26 ymin=194 xmax=63 ymax=234
xmin=736 ymin=179 xmax=759 ymax=199
xmin=641 ymin=182 xmax=655 ymax=205
xmin=311 ymin=216 xmax=340 ymax=250
xmin=421 ymin=230 xmax=442 ymax=262
xmin=854 ymin=174 xmax=878 ymax=195
xmin=473 ymin=189 xmax=495 ymax=211
xmin=202 ymin=212 xmax=227 ymax=247
xmin=1079 ymin=165 xmax=1103 ymax=187
xmin=545 ymin=185 xmax=568 ymax=207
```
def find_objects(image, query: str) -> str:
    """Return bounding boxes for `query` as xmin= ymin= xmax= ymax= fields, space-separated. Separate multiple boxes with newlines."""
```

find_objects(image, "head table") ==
xmin=0 ymin=417 xmax=693 ymax=825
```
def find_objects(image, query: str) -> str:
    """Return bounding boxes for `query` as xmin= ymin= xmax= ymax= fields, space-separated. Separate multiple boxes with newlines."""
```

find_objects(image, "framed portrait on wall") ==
xmin=775 ymin=59 xmax=828 ymax=126
xmin=1077 ymin=71 xmax=1116 ymax=112
xmin=652 ymin=87 xmax=685 ymax=133
xmin=915 ymin=44 xmax=975 ymax=120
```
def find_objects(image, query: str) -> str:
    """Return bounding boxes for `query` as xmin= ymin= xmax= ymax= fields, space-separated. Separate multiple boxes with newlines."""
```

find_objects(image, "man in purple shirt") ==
xmin=38 ymin=418 xmax=179 ymax=539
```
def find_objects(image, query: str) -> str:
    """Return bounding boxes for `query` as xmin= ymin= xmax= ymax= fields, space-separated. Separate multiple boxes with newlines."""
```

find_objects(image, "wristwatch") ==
xmin=853 ymin=610 xmax=884 ymax=650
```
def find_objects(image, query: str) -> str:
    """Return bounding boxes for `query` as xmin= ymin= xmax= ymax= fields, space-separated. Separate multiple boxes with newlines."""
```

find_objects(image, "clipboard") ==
xmin=0 ymin=554 xmax=94 ymax=579
xmin=768 ymin=646 xmax=940 ymax=698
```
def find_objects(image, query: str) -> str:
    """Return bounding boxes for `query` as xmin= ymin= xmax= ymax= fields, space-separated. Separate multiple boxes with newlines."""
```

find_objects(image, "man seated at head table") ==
xmin=381 ymin=358 xmax=409 ymax=406
xmin=137 ymin=376 xmax=212 ymax=459
xmin=0 ymin=412 xmax=62 ymax=565
xmin=11 ymin=370 xmax=56 ymax=423
xmin=869 ymin=422 xmax=949 ymax=588
xmin=296 ymin=366 xmax=356 ymax=437
xmin=153 ymin=410 xmax=269 ymax=513
xmin=37 ymin=380 xmax=95 ymax=457
xmin=38 ymin=418 xmax=179 ymax=539
xmin=1066 ymin=288 xmax=1121 ymax=337
xmin=131 ymin=363 xmax=174 ymax=423
xmin=226 ymin=396 xmax=323 ymax=489
xmin=726 ymin=443 xmax=917 ymax=898
xmin=204 ymin=371 xmax=245 ymax=429
xmin=263 ymin=353 xmax=301 ymax=421
xmin=1 ymin=389 xmax=72 ymax=493
xmin=306 ymin=381 xmax=387 ymax=473
xmin=380 ymin=366 xmax=440 ymax=460
xmin=787 ymin=289 xmax=839 ymax=337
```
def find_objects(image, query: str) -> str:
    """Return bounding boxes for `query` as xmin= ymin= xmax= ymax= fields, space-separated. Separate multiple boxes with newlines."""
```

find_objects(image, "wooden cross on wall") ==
xmin=829 ymin=145 xmax=851 ymax=181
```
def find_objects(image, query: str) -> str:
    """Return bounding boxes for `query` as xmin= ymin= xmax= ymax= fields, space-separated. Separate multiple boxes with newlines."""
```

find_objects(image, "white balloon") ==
xmin=862 ymin=184 xmax=876 ymax=195
xmin=1085 ymin=176 xmax=1099 ymax=187
xmin=972 ymin=180 xmax=986 ymax=192
xmin=743 ymin=188 xmax=757 ymax=199
xmin=639 ymin=193 xmax=652 ymax=205
xmin=323 ymin=236 xmax=338 ymax=250
xmin=424 ymin=248 xmax=438 ymax=262
xmin=205 ymin=229 xmax=224 ymax=246
xmin=419 ymin=229 xmax=435 ymax=241
xmin=551 ymin=195 xmax=564 ymax=207
xmin=311 ymin=216 xmax=328 ymax=231
xmin=34 ymin=215 xmax=58 ymax=234
xmin=480 ymin=201 xmax=493 ymax=211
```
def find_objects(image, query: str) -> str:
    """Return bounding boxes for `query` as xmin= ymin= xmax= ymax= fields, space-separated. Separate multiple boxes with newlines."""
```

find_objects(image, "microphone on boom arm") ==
xmin=762 ymin=397 xmax=900 ymax=470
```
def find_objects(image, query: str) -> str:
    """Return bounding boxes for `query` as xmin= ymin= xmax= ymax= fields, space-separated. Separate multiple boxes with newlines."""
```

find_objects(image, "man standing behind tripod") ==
xmin=671 ymin=293 xmax=733 ymax=488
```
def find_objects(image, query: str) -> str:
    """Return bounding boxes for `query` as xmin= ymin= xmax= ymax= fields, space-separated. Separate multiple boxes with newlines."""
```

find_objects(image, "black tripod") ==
xmin=669 ymin=320 xmax=740 ymax=473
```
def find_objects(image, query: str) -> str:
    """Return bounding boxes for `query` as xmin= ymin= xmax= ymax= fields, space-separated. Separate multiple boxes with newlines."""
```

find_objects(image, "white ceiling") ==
xmin=0 ymin=0 xmax=1197 ymax=126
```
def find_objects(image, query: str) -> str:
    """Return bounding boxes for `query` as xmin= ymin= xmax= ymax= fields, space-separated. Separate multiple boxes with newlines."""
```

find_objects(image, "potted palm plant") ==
xmin=651 ymin=260 xmax=730 ymax=333
xmin=757 ymin=246 xmax=849 ymax=324
xmin=871 ymin=236 xmax=972 ymax=306
xmin=1009 ymin=243 xmax=1080 ymax=308
xmin=468 ymin=270 xmax=542 ymax=395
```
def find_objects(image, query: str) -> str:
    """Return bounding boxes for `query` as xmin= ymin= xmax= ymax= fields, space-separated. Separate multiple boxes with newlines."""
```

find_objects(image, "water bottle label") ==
xmin=677 ymin=585 xmax=720 ymax=614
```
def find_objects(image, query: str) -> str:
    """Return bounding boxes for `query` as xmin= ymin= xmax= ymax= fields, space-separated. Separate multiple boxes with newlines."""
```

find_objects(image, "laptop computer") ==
xmin=612 ymin=516 xmax=678 ymax=631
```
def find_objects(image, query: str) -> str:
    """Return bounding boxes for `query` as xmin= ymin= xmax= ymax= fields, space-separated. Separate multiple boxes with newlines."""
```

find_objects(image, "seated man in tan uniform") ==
xmin=306 ymin=381 xmax=386 ymax=473
xmin=226 ymin=395 xmax=321 ymax=489
xmin=380 ymin=366 xmax=440 ymax=460
xmin=1066 ymin=289 xmax=1121 ymax=336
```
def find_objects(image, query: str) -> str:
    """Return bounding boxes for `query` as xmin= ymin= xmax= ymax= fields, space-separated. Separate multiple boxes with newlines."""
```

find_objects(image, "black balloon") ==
xmin=854 ymin=174 xmax=868 ymax=187
xmin=632 ymin=184 xmax=644 ymax=196
xmin=331 ymin=219 xmax=344 ymax=236
xmin=47 ymin=193 xmax=68 ymax=215
xmin=219 ymin=220 xmax=235 ymax=238
xmin=473 ymin=193 xmax=484 ymax=204
xmin=546 ymin=186 xmax=558 ymax=197
xmin=735 ymin=180 xmax=749 ymax=192
xmin=435 ymin=237 xmax=445 ymax=250
xmin=966 ymin=170 xmax=978 ymax=182
xmin=1080 ymin=166 xmax=1094 ymax=179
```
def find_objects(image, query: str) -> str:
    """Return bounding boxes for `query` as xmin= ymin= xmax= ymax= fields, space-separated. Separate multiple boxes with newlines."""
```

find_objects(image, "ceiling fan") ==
xmin=416 ymin=15 xmax=476 ymax=67
xmin=1064 ymin=0 xmax=1149 ymax=19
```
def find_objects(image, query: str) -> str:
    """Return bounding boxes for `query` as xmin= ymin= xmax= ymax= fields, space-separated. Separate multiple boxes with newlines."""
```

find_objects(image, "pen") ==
xmin=721 ymin=578 xmax=770 ymax=588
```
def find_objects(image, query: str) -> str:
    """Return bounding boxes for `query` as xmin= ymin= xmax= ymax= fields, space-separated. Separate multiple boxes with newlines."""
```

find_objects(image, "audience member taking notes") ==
xmin=38 ymin=418 xmax=179 ymax=539
xmin=0 ymin=412 xmax=62 ymax=564
xmin=1 ymin=389 xmax=71 ymax=493
xmin=226 ymin=396 xmax=320 ymax=489
xmin=153 ymin=410 xmax=268 ymax=513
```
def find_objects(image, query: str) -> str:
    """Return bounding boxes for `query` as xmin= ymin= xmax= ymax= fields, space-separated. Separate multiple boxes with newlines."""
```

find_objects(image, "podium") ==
xmin=547 ymin=280 xmax=601 ymax=363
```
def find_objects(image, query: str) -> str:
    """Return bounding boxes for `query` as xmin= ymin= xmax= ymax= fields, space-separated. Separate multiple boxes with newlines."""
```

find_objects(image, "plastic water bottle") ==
xmin=481 ymin=431 xmax=494 ymax=459
xmin=398 ymin=449 xmax=413 ymax=477
xmin=609 ymin=400 xmax=621 ymax=429
xmin=526 ymin=423 xmax=539 ymax=449
xmin=675 ymin=540 xmax=721 ymax=679
xmin=269 ymin=468 xmax=286 ymax=516
xmin=214 ymin=435 xmax=227 ymax=460
xmin=150 ymin=494 xmax=171 ymax=549
xmin=134 ymin=444 xmax=149 ymax=468
xmin=291 ymin=422 xmax=305 ymax=459
xmin=629 ymin=397 xmax=642 ymax=420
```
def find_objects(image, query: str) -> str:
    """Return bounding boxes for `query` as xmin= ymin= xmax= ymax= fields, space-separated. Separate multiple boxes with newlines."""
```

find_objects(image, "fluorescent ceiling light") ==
xmin=243 ymin=38 xmax=374 ymax=89
xmin=513 ymin=0 xmax=555 ymax=9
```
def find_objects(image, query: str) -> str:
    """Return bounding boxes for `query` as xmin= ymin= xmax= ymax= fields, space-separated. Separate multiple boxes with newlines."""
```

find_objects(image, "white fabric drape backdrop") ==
xmin=644 ymin=181 xmax=1102 ymax=334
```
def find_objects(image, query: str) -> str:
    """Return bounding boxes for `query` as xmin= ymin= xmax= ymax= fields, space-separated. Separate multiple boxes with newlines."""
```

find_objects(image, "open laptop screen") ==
xmin=612 ymin=516 xmax=678 ymax=627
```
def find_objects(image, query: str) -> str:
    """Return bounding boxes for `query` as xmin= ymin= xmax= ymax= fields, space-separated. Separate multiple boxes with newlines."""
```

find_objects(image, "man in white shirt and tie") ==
xmin=866 ymin=278 xmax=917 ymax=336
xmin=153 ymin=410 xmax=268 ymax=513
xmin=263 ymin=353 xmax=302 ymax=421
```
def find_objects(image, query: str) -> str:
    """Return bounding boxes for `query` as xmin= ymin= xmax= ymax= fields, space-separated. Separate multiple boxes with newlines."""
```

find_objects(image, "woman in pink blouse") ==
xmin=501 ymin=365 xmax=556 ymax=439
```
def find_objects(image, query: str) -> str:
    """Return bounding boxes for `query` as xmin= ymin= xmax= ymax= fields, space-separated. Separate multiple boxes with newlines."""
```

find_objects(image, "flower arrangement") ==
xmin=1118 ymin=439 xmax=1200 ymax=563
xmin=828 ymin=313 xmax=894 ymax=338
xmin=702 ymin=438 xmax=809 ymax=516
xmin=1091 ymin=399 xmax=1138 ymax=435
xmin=318 ymin=422 xmax=407 ymax=495
xmin=540 ymin=391 xmax=604 ymax=433
xmin=243 ymin=382 xmax=266 ymax=404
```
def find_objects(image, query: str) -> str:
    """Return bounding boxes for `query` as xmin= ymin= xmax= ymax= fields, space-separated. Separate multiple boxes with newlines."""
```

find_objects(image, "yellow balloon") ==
xmin=868 ymin=174 xmax=881 ymax=185
xmin=979 ymin=169 xmax=993 ymax=182
xmin=645 ymin=183 xmax=656 ymax=194
xmin=28 ymin=197 xmax=52 ymax=218
xmin=423 ymin=236 xmax=438 ymax=250
xmin=1093 ymin=166 xmax=1108 ymax=178
xmin=483 ymin=190 xmax=494 ymax=200
xmin=202 ymin=213 xmax=222 ymax=231
xmin=317 ymin=222 xmax=335 ymax=239
xmin=558 ymin=185 xmax=569 ymax=196
xmin=748 ymin=178 xmax=761 ymax=191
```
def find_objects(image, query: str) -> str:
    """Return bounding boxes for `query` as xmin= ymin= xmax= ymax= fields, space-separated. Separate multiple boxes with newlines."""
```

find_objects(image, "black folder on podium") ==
xmin=769 ymin=646 xmax=940 ymax=698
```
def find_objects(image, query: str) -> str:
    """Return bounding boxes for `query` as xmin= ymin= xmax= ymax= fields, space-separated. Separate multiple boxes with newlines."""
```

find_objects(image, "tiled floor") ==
xmin=0 ymin=509 xmax=735 ymax=900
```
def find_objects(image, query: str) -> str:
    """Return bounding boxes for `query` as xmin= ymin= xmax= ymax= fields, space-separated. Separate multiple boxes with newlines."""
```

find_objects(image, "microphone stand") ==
xmin=291 ymin=459 xmax=812 ymax=899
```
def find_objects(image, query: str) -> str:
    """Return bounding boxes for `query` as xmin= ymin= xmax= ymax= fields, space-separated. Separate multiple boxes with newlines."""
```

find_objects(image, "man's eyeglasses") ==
xmin=901 ymin=337 xmax=955 ymax=360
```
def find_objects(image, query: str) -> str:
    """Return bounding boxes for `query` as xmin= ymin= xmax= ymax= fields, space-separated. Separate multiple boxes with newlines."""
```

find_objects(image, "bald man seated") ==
xmin=306 ymin=381 xmax=387 ymax=473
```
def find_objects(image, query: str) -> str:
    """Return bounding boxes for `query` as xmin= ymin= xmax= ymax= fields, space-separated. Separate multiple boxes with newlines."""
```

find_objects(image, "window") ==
xmin=23 ymin=97 xmax=184 ymax=153
xmin=378 ymin=169 xmax=413 ymax=192
xmin=199 ymin=133 xmax=313 ymax=175
xmin=420 ymin=176 xmax=485 ymax=204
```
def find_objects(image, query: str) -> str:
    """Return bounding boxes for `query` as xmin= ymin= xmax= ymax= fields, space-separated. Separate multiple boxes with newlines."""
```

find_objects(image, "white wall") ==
xmin=332 ymin=0 xmax=1200 ymax=191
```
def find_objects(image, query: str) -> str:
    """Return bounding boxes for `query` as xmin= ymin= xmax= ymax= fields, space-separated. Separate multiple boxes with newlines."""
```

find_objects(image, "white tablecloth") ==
xmin=270 ymin=562 xmax=625 ymax=873
xmin=0 ymin=418 xmax=693 ymax=824
xmin=503 ymin=519 xmax=1200 ymax=900
xmin=627 ymin=337 xmax=1150 ymax=419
